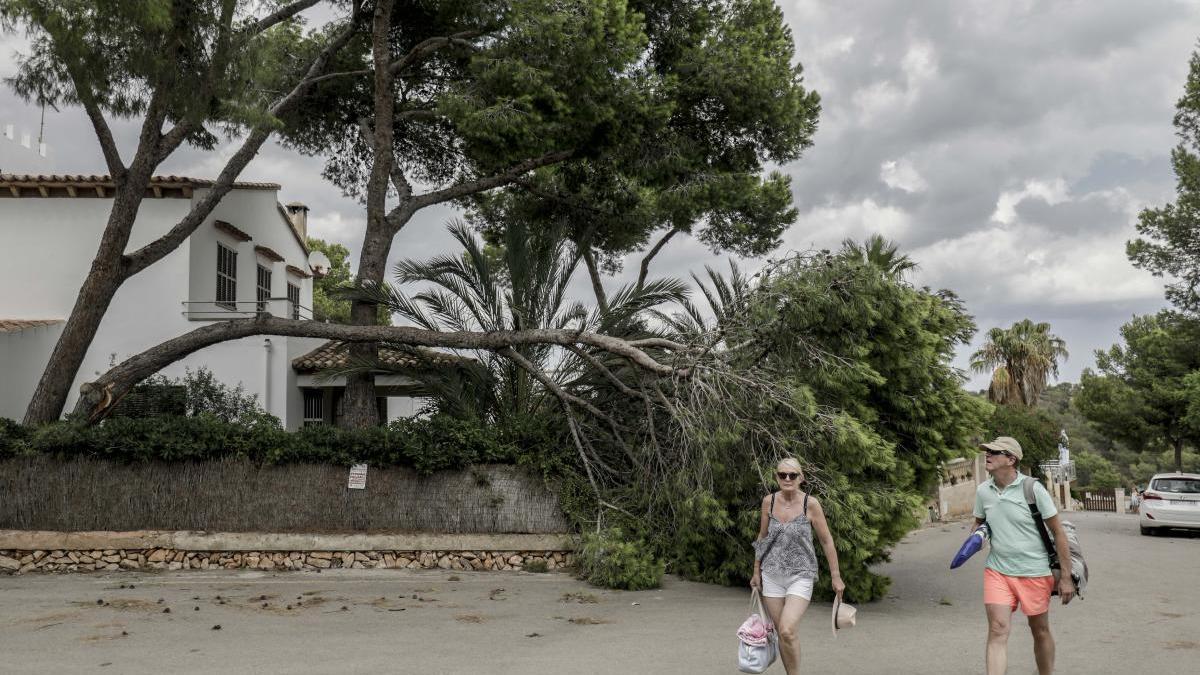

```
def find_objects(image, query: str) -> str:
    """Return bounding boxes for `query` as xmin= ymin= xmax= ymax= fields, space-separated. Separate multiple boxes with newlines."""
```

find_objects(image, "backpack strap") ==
xmin=769 ymin=492 xmax=776 ymax=520
xmin=803 ymin=491 xmax=809 ymax=516
xmin=1023 ymin=478 xmax=1060 ymax=570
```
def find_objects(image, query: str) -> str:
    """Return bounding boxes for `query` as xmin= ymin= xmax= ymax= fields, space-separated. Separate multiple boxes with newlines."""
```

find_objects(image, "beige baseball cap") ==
xmin=981 ymin=436 xmax=1023 ymax=461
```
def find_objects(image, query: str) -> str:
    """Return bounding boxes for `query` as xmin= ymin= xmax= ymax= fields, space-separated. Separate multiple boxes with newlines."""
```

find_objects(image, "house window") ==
xmin=216 ymin=244 xmax=237 ymax=310
xmin=257 ymin=264 xmax=272 ymax=312
xmin=287 ymin=282 xmax=301 ymax=320
xmin=303 ymin=389 xmax=325 ymax=427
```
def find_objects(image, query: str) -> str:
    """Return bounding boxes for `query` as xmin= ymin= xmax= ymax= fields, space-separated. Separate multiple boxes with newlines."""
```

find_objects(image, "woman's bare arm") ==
xmin=751 ymin=494 xmax=771 ymax=588
xmin=807 ymin=496 xmax=845 ymax=594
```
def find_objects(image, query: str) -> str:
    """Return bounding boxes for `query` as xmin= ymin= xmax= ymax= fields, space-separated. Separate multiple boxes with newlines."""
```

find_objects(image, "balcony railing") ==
xmin=1039 ymin=460 xmax=1076 ymax=483
xmin=183 ymin=299 xmax=313 ymax=321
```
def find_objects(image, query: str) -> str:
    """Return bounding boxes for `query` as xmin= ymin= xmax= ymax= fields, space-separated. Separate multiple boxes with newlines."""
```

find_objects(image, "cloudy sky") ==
xmin=2 ymin=0 xmax=1196 ymax=389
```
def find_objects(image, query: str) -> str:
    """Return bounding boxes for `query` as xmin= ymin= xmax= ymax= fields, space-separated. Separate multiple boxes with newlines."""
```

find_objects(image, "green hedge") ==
xmin=0 ymin=415 xmax=544 ymax=475
xmin=576 ymin=528 xmax=664 ymax=590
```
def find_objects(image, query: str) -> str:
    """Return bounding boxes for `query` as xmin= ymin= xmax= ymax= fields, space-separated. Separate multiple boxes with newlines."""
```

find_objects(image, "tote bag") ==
xmin=737 ymin=588 xmax=778 ymax=673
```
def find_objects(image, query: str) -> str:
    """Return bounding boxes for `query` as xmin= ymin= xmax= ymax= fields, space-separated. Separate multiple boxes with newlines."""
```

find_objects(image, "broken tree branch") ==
xmin=70 ymin=315 xmax=681 ymax=422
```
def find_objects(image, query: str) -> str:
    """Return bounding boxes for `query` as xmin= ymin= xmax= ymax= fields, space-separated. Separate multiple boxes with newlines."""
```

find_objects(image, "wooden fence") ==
xmin=1083 ymin=489 xmax=1117 ymax=512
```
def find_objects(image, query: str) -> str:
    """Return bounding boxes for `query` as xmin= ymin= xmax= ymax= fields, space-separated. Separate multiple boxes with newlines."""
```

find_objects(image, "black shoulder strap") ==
xmin=803 ymin=491 xmax=809 ymax=516
xmin=1024 ymin=479 xmax=1060 ymax=570
xmin=758 ymin=493 xmax=779 ymax=562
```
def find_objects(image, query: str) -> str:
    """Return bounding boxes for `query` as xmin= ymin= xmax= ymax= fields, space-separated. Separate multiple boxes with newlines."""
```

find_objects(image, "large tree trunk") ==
xmin=23 ymin=179 xmax=149 ymax=424
xmin=341 ymin=306 xmax=382 ymax=429
xmin=340 ymin=0 xmax=396 ymax=429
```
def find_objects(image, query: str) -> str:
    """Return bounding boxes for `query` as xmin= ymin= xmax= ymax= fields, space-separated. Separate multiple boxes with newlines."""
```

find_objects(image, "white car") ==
xmin=1140 ymin=472 xmax=1200 ymax=535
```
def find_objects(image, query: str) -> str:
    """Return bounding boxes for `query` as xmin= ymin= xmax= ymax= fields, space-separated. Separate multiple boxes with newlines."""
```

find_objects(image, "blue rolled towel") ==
xmin=950 ymin=523 xmax=990 ymax=569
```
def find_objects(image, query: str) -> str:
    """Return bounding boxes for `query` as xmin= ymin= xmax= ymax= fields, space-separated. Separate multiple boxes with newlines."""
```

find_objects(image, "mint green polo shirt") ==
xmin=973 ymin=473 xmax=1057 ymax=577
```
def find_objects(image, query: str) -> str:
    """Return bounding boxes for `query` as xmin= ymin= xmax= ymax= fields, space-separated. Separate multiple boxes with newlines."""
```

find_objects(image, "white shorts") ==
xmin=761 ymin=572 xmax=814 ymax=599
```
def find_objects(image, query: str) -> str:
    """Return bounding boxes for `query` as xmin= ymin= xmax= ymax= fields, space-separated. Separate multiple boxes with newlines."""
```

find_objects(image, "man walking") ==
xmin=972 ymin=436 xmax=1074 ymax=674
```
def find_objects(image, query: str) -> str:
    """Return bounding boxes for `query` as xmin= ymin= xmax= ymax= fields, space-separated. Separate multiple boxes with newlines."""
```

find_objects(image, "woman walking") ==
xmin=751 ymin=458 xmax=844 ymax=674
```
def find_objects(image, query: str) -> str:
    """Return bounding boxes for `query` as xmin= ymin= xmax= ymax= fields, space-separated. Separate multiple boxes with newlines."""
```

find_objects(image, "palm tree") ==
xmin=971 ymin=319 xmax=1068 ymax=407
xmin=353 ymin=220 xmax=688 ymax=422
xmin=839 ymin=234 xmax=919 ymax=278
xmin=652 ymin=259 xmax=753 ymax=341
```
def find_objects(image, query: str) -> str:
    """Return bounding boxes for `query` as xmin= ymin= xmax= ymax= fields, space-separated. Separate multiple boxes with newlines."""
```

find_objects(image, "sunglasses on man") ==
xmin=983 ymin=449 xmax=1012 ymax=458
xmin=776 ymin=472 xmax=802 ymax=481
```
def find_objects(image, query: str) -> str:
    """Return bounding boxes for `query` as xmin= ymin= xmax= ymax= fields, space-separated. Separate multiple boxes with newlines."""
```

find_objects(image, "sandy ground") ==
xmin=0 ymin=511 xmax=1196 ymax=674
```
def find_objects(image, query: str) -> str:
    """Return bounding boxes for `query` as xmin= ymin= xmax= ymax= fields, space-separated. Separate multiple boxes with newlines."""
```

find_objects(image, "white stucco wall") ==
xmin=0 ymin=323 xmax=64 ymax=420
xmin=0 ymin=186 xmax=316 ymax=427
xmin=0 ymin=197 xmax=191 ymax=318
xmin=188 ymin=188 xmax=312 ymax=319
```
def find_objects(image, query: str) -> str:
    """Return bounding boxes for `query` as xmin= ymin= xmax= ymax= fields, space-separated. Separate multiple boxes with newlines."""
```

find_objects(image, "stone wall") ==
xmin=0 ymin=530 xmax=575 ymax=576
xmin=925 ymin=455 xmax=985 ymax=522
xmin=0 ymin=548 xmax=573 ymax=575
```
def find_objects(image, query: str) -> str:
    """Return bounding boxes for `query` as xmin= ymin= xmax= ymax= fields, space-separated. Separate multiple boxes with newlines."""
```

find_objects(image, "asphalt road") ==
xmin=0 ymin=511 xmax=1196 ymax=674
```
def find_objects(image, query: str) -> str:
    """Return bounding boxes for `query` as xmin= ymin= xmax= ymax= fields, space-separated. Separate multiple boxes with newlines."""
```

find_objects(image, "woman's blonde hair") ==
xmin=776 ymin=457 xmax=803 ymax=474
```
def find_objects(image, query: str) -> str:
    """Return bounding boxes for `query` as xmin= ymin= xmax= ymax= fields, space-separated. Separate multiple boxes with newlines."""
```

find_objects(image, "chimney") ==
xmin=285 ymin=201 xmax=309 ymax=241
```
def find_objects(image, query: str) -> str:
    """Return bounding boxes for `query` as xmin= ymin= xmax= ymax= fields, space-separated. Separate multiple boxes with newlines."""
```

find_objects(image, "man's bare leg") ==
xmin=985 ymin=603 xmax=1012 ymax=674
xmin=1028 ymin=611 xmax=1055 ymax=674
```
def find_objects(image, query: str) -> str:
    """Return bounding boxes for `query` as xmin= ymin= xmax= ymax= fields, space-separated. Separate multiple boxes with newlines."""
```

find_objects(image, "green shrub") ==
xmin=576 ymin=528 xmax=664 ymax=591
xmin=0 ymin=418 xmax=28 ymax=457
xmin=4 ymin=414 xmax=525 ymax=473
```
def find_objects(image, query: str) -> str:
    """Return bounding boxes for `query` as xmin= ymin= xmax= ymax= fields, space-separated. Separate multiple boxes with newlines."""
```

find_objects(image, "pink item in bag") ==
xmin=737 ymin=611 xmax=773 ymax=646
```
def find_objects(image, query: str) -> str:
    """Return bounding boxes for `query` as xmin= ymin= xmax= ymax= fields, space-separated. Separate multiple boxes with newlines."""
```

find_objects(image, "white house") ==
xmin=0 ymin=173 xmax=419 ymax=429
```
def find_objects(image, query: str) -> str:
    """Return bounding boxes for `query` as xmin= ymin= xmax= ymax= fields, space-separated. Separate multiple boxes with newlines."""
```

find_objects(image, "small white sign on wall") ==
xmin=348 ymin=463 xmax=368 ymax=490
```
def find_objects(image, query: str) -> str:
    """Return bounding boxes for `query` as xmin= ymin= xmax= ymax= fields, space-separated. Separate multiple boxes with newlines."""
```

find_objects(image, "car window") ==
xmin=1151 ymin=478 xmax=1200 ymax=494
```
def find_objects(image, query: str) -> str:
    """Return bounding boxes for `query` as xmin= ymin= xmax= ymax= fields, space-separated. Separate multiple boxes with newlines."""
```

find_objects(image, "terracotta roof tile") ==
xmin=0 ymin=174 xmax=281 ymax=197
xmin=0 ymin=319 xmax=63 ymax=333
xmin=292 ymin=340 xmax=471 ymax=373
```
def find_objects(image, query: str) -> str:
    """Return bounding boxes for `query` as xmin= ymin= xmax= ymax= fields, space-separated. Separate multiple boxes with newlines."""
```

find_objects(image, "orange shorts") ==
xmin=983 ymin=568 xmax=1054 ymax=616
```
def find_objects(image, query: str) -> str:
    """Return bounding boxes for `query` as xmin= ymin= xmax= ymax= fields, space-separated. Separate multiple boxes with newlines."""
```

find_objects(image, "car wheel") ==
xmin=1140 ymin=525 xmax=1154 ymax=536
